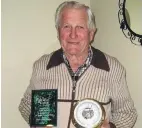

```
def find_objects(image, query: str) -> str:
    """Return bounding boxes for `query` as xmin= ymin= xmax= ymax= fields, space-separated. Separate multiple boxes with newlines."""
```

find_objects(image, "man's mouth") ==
xmin=68 ymin=41 xmax=79 ymax=44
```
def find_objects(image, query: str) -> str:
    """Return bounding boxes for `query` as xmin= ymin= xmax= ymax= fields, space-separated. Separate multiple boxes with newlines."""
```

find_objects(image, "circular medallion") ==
xmin=73 ymin=99 xmax=105 ymax=128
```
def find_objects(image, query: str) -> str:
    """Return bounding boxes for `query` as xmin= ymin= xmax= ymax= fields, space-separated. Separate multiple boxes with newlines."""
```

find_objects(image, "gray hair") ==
xmin=55 ymin=1 xmax=96 ymax=30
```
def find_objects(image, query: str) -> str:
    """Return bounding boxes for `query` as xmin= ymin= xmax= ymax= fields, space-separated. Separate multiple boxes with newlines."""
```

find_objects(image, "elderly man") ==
xmin=19 ymin=1 xmax=137 ymax=128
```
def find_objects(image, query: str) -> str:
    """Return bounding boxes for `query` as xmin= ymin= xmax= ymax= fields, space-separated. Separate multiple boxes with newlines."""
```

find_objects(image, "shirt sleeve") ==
xmin=110 ymin=68 xmax=137 ymax=128
xmin=18 ymin=63 xmax=37 ymax=124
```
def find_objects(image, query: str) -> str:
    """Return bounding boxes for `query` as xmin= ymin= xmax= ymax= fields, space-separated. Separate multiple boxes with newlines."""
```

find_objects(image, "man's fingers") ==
xmin=45 ymin=124 xmax=53 ymax=128
xmin=101 ymin=119 xmax=110 ymax=128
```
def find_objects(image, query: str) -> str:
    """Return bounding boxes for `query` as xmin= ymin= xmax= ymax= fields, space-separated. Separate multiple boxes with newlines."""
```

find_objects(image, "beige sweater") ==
xmin=19 ymin=47 xmax=137 ymax=128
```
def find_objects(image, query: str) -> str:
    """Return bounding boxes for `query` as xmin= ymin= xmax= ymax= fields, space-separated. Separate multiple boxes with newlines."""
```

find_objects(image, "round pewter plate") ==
xmin=73 ymin=99 xmax=105 ymax=128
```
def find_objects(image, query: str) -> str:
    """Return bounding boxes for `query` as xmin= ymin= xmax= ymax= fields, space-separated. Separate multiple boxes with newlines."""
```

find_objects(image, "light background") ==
xmin=125 ymin=0 xmax=142 ymax=35
xmin=2 ymin=0 xmax=142 ymax=128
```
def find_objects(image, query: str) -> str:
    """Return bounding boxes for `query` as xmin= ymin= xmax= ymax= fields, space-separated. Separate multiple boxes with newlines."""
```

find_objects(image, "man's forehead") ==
xmin=60 ymin=8 xmax=88 ymax=23
xmin=61 ymin=7 xmax=87 ymax=17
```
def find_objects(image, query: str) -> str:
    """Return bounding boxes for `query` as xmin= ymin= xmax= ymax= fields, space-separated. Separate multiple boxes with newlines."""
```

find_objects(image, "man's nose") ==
xmin=70 ymin=28 xmax=77 ymax=39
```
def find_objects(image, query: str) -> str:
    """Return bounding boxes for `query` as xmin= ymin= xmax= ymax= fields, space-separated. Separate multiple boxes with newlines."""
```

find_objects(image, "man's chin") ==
xmin=67 ymin=51 xmax=81 ymax=56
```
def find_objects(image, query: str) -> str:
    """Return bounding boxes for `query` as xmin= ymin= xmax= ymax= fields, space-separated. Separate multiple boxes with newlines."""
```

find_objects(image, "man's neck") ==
xmin=65 ymin=52 xmax=88 ymax=72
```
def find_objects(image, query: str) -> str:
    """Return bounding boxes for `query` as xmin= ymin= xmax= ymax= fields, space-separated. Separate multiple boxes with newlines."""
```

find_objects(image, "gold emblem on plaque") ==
xmin=72 ymin=98 xmax=106 ymax=128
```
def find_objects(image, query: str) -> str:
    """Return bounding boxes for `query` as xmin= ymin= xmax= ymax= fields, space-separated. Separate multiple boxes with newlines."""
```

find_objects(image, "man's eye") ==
xmin=78 ymin=26 xmax=84 ymax=29
xmin=64 ymin=25 xmax=70 ymax=28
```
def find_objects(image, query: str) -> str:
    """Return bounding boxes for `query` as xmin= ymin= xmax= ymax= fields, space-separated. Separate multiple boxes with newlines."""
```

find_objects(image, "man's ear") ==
xmin=57 ymin=30 xmax=60 ymax=40
xmin=56 ymin=25 xmax=60 ymax=39
xmin=90 ymin=28 xmax=97 ymax=42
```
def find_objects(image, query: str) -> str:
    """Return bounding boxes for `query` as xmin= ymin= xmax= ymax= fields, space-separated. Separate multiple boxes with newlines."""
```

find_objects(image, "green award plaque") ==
xmin=30 ymin=89 xmax=57 ymax=127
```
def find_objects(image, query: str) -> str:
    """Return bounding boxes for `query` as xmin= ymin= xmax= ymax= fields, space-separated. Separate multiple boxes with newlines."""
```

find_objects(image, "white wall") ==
xmin=1 ymin=0 xmax=90 ymax=128
xmin=90 ymin=0 xmax=142 ymax=128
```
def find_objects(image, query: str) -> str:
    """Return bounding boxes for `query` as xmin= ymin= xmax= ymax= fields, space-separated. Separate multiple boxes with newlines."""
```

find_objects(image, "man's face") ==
xmin=58 ymin=8 xmax=95 ymax=56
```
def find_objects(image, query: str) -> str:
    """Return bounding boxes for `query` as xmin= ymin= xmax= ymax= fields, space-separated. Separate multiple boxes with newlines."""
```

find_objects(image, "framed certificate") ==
xmin=30 ymin=89 xmax=57 ymax=127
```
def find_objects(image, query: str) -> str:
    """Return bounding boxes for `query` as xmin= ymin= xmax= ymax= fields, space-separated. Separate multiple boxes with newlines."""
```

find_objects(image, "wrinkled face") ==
xmin=58 ymin=8 xmax=95 ymax=56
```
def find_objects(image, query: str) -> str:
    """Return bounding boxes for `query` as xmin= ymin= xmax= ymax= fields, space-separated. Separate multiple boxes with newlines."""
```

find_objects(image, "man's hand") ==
xmin=45 ymin=124 xmax=53 ymax=128
xmin=101 ymin=120 xmax=110 ymax=128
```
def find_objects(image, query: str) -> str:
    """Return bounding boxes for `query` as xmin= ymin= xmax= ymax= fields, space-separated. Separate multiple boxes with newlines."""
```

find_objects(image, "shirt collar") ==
xmin=63 ymin=46 xmax=93 ymax=68
xmin=46 ymin=46 xmax=110 ymax=71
